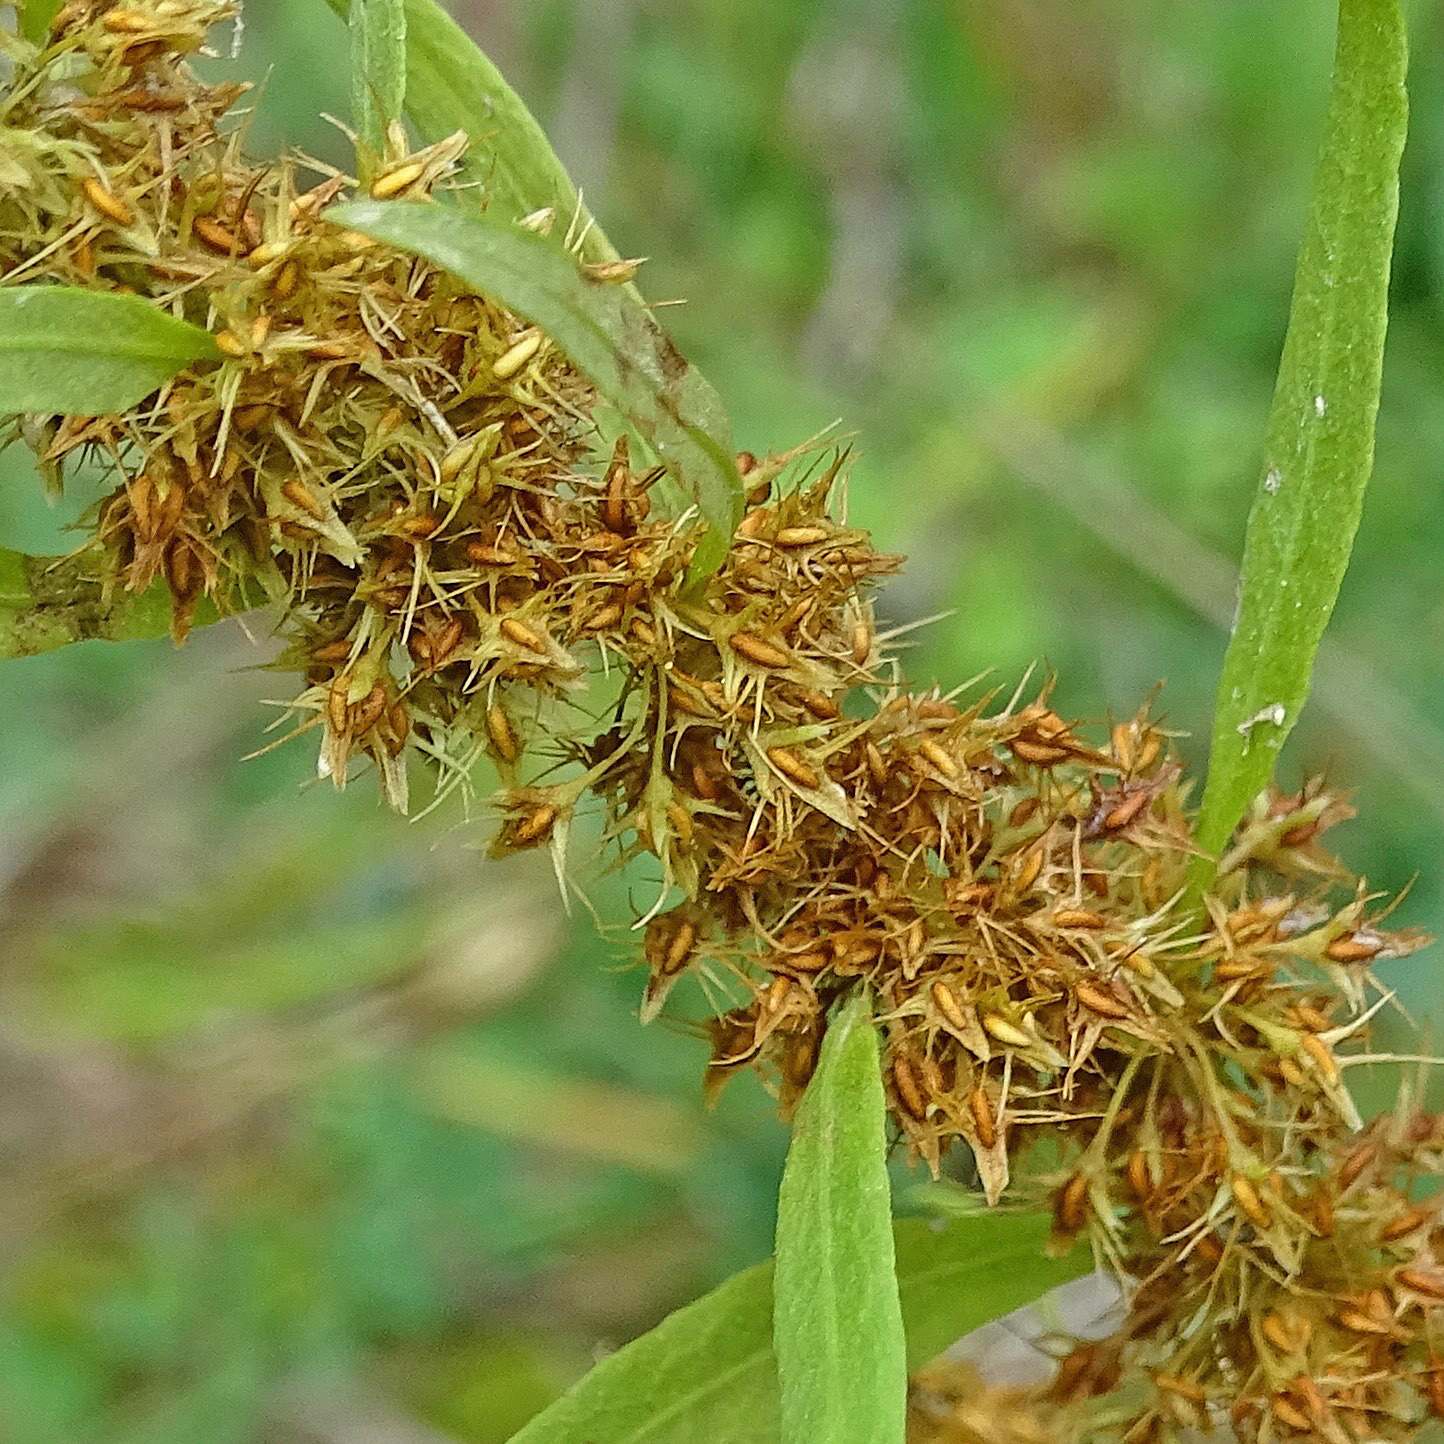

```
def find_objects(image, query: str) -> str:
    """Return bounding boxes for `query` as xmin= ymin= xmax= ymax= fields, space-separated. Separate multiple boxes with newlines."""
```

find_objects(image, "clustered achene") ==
xmin=4 ymin=5 xmax=1443 ymax=1441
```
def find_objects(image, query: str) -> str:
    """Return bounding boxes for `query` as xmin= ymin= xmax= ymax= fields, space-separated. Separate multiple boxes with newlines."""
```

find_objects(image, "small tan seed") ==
xmin=511 ymin=804 xmax=558 ymax=846
xmin=493 ymin=330 xmax=542 ymax=380
xmin=891 ymin=1055 xmax=927 ymax=1120
xmin=766 ymin=746 xmax=821 ymax=790
xmin=80 ymin=176 xmax=133 ymax=226
xmin=193 ymin=216 xmax=249 ymax=255
xmin=729 ymin=631 xmax=792 ymax=669
xmin=775 ymin=525 xmax=829 ymax=548
xmin=918 ymin=738 xmax=958 ymax=779
xmin=1075 ymin=981 xmax=1130 ymax=1020
xmin=967 ymin=1086 xmax=996 ymax=1148
xmin=281 ymin=479 xmax=326 ymax=521
xmin=486 ymin=703 xmax=520 ymax=763
xmin=499 ymin=616 xmax=546 ymax=653
xmin=981 ymin=1013 xmax=1031 ymax=1049
xmin=1231 ymin=1174 xmax=1271 ymax=1229
xmin=370 ymin=160 xmax=427 ymax=199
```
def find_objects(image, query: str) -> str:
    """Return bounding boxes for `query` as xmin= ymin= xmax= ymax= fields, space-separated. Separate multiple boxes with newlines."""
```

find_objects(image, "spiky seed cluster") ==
xmin=4 ymin=7 xmax=1440 ymax=1441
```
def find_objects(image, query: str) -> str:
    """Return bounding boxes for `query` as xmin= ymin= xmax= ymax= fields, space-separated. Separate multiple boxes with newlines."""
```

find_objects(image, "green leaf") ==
xmin=327 ymin=200 xmax=743 ymax=580
xmin=0 ymin=287 xmax=220 ymax=415
xmin=1192 ymin=0 xmax=1407 ymax=877
xmin=774 ymin=992 xmax=904 ymax=1444
xmin=20 ymin=0 xmax=64 ymax=43
xmin=505 ymin=1213 xmax=1087 ymax=1444
xmin=348 ymin=0 xmax=407 ymax=171
xmin=323 ymin=0 xmax=620 ymax=265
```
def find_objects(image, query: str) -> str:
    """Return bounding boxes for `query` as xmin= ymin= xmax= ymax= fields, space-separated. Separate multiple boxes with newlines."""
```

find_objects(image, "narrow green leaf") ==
xmin=348 ymin=0 xmax=407 ymax=169
xmin=327 ymin=200 xmax=743 ymax=579
xmin=324 ymin=0 xmax=620 ymax=265
xmin=20 ymin=0 xmax=64 ymax=43
xmin=1193 ymin=0 xmax=1407 ymax=877
xmin=0 ymin=287 xmax=220 ymax=414
xmin=505 ymin=1213 xmax=1086 ymax=1444
xmin=0 ymin=547 xmax=227 ymax=659
xmin=774 ymin=993 xmax=903 ymax=1444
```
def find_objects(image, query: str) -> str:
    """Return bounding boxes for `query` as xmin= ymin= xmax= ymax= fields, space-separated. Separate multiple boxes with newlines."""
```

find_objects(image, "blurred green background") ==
xmin=3 ymin=0 xmax=1444 ymax=1439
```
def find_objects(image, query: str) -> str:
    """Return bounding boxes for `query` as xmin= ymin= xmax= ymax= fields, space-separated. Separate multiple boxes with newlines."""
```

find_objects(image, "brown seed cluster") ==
xmin=4 ymin=8 xmax=1440 ymax=1441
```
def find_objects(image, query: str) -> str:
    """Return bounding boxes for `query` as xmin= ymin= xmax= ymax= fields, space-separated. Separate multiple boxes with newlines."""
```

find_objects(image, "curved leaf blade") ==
xmin=774 ymin=992 xmax=903 ymax=1444
xmin=349 ymin=0 xmax=407 ymax=167
xmin=327 ymin=200 xmax=742 ymax=578
xmin=505 ymin=1213 xmax=1087 ymax=1444
xmin=0 ymin=287 xmax=219 ymax=414
xmin=324 ymin=0 xmax=619 ymax=264
xmin=1193 ymin=0 xmax=1407 ymax=874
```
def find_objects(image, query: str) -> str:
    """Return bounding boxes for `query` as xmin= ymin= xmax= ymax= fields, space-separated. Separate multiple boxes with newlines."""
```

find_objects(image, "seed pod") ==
xmin=1075 ymin=981 xmax=1131 ymax=1021
xmin=1012 ymin=845 xmax=1044 ymax=895
xmin=1102 ymin=789 xmax=1151 ymax=831
xmin=891 ymin=1053 xmax=928 ymax=1120
xmin=499 ymin=616 xmax=547 ymax=653
xmin=798 ymin=688 xmax=839 ymax=721
xmin=1010 ymin=737 xmax=1070 ymax=766
xmin=274 ymin=259 xmax=301 ymax=298
xmin=1054 ymin=1172 xmax=1090 ymax=1235
xmin=1380 ymin=1206 xmax=1430 ymax=1242
xmin=1399 ymin=1267 xmax=1444 ymax=1301
xmin=193 ymin=215 xmax=248 ymax=254
xmin=729 ymin=631 xmax=792 ymax=669
xmin=281 ymin=479 xmax=326 ymax=521
xmin=1007 ymin=796 xmax=1040 ymax=828
xmin=863 ymin=740 xmax=888 ymax=789
xmin=370 ymin=160 xmax=426 ymax=198
xmin=602 ymin=435 xmax=634 ymax=535
xmin=80 ymin=176 xmax=134 ymax=226
xmin=510 ymin=803 xmax=558 ymax=848
xmin=1336 ymin=1301 xmax=1392 ymax=1336
xmin=967 ymin=1085 xmax=997 ymax=1148
xmin=1231 ymin=1174 xmax=1271 ymax=1229
xmin=1325 ymin=932 xmax=1383 ymax=964
xmin=1300 ymin=1032 xmax=1338 ymax=1083
xmin=493 ymin=330 xmax=542 ymax=381
xmin=981 ymin=1013 xmax=1031 ymax=1049
xmin=467 ymin=539 xmax=521 ymax=566
xmin=1338 ymin=1142 xmax=1377 ymax=1191
xmin=766 ymin=745 xmax=821 ymax=790
xmin=645 ymin=910 xmax=698 ymax=979
xmin=776 ymin=525 xmax=829 ymax=548
xmin=350 ymin=684 xmax=387 ymax=736
xmin=1054 ymin=907 xmax=1107 ymax=930
xmin=918 ymin=738 xmax=958 ymax=779
xmin=326 ymin=678 xmax=351 ymax=735
xmin=485 ymin=702 xmax=521 ymax=764
xmin=1270 ymin=1394 xmax=1312 ymax=1434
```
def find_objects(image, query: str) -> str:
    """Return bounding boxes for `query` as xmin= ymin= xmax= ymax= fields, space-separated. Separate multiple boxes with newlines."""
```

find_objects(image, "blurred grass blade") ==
xmin=328 ymin=200 xmax=743 ymax=580
xmin=1193 ymin=0 xmax=1407 ymax=877
xmin=774 ymin=992 xmax=903 ymax=1444
xmin=0 ymin=287 xmax=219 ymax=414
xmin=323 ymin=0 xmax=619 ymax=264
xmin=505 ymin=1214 xmax=1087 ymax=1444
xmin=348 ymin=0 xmax=407 ymax=172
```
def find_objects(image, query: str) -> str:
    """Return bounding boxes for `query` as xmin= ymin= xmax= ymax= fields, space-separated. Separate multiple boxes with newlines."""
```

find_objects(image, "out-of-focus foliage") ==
xmin=1 ymin=1 xmax=1441 ymax=1440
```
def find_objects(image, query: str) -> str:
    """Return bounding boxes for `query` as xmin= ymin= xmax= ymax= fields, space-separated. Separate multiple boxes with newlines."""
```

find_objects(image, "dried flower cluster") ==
xmin=4 ymin=6 xmax=1441 ymax=1442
